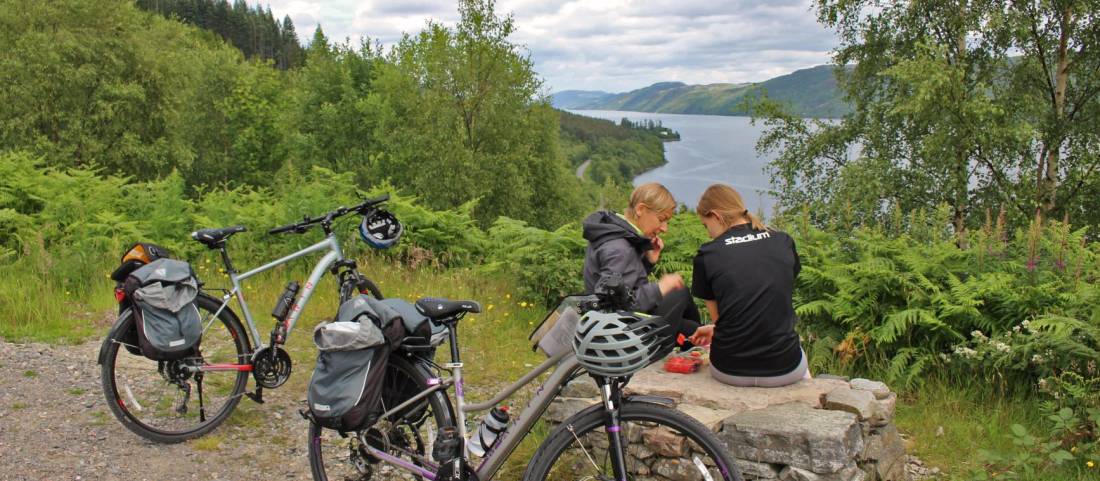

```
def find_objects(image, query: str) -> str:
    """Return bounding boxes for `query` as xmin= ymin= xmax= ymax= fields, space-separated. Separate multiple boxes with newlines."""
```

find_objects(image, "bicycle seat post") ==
xmin=218 ymin=244 xmax=237 ymax=275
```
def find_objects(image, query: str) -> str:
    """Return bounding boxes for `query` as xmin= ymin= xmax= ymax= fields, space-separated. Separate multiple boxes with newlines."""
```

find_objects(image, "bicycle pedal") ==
xmin=244 ymin=388 xmax=265 ymax=404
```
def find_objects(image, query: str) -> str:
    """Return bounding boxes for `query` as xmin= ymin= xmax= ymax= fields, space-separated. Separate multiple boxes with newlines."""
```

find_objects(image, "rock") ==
xmin=561 ymin=378 xmax=600 ymax=398
xmin=735 ymin=459 xmax=782 ymax=479
xmin=652 ymin=457 xmax=701 ymax=481
xmin=861 ymin=425 xmax=909 ymax=481
xmin=677 ymin=403 xmax=736 ymax=432
xmin=628 ymin=443 xmax=656 ymax=460
xmin=643 ymin=425 xmax=686 ymax=457
xmin=626 ymin=362 xmax=848 ymax=412
xmin=545 ymin=397 xmax=596 ymax=423
xmin=824 ymin=388 xmax=876 ymax=421
xmin=816 ymin=374 xmax=850 ymax=382
xmin=849 ymin=379 xmax=891 ymax=400
xmin=720 ymin=403 xmax=863 ymax=474
xmin=869 ymin=394 xmax=897 ymax=427
xmin=780 ymin=464 xmax=866 ymax=481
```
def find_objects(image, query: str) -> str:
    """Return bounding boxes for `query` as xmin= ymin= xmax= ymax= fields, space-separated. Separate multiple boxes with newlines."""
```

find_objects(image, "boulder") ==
xmin=721 ymin=403 xmax=863 ymax=474
xmin=626 ymin=363 xmax=849 ymax=412
xmin=561 ymin=378 xmax=601 ymax=398
xmin=824 ymin=387 xmax=876 ymax=421
xmin=849 ymin=379 xmax=891 ymax=400
xmin=869 ymin=394 xmax=897 ymax=427
xmin=545 ymin=397 xmax=596 ymax=423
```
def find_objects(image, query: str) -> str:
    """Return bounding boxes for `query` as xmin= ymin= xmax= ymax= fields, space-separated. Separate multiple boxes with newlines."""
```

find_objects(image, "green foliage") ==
xmin=484 ymin=218 xmax=585 ymax=306
xmin=779 ymin=206 xmax=1099 ymax=389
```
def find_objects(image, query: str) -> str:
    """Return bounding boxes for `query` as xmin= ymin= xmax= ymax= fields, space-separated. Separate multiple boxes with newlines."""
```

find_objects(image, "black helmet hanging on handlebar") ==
xmin=359 ymin=209 xmax=403 ymax=249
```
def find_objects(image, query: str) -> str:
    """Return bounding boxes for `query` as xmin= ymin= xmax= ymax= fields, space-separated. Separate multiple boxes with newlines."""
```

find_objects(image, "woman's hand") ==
xmin=689 ymin=324 xmax=714 ymax=346
xmin=646 ymin=236 xmax=664 ymax=264
xmin=657 ymin=273 xmax=684 ymax=295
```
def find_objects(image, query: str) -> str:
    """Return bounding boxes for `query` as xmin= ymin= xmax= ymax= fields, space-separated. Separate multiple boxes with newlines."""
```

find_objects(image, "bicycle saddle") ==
xmin=415 ymin=297 xmax=482 ymax=319
xmin=191 ymin=225 xmax=247 ymax=248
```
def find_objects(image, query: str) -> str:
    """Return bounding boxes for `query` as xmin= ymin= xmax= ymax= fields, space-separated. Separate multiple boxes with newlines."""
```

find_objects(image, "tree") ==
xmin=369 ymin=0 xmax=582 ymax=228
xmin=754 ymin=0 xmax=1100 ymax=231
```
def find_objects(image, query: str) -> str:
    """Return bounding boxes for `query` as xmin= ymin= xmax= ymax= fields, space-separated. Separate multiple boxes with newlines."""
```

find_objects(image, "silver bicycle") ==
xmin=307 ymin=279 xmax=745 ymax=481
xmin=98 ymin=195 xmax=392 ymax=443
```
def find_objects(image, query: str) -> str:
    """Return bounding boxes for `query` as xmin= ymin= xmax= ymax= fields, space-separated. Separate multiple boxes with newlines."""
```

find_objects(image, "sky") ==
xmin=262 ymin=0 xmax=839 ymax=93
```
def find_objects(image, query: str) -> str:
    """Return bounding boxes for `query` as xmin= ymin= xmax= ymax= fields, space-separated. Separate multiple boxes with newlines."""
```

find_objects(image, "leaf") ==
xmin=1009 ymin=424 xmax=1028 ymax=438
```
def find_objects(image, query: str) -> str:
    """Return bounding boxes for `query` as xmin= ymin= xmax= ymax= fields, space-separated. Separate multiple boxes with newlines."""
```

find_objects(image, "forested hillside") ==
xmin=0 ymin=0 xmax=670 ymax=230
xmin=553 ymin=65 xmax=849 ymax=118
xmin=136 ymin=0 xmax=305 ymax=69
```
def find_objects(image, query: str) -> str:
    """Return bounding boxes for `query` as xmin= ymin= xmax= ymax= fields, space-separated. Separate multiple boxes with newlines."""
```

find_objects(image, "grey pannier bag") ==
xmin=308 ymin=295 xmax=406 ymax=432
xmin=122 ymin=258 xmax=202 ymax=361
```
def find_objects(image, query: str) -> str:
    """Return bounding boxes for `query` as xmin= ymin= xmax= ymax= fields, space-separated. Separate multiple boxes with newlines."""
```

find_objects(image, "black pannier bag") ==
xmin=308 ymin=295 xmax=406 ymax=432
xmin=123 ymin=258 xmax=203 ymax=361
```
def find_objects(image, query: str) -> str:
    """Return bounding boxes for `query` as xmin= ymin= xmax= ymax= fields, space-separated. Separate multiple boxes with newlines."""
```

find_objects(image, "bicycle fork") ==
xmin=597 ymin=377 xmax=629 ymax=481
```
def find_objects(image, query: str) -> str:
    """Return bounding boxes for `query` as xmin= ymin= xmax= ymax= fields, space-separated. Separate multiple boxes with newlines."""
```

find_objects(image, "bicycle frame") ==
xmin=362 ymin=333 xmax=583 ymax=480
xmin=200 ymin=234 xmax=346 ymax=372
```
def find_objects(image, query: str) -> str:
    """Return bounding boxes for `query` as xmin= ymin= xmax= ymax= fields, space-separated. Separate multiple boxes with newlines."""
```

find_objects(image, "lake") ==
xmin=570 ymin=110 xmax=777 ymax=213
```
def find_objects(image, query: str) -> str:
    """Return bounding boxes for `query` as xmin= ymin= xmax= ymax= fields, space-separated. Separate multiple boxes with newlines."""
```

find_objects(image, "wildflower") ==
xmin=1088 ymin=461 xmax=1094 ymax=468
xmin=1038 ymin=378 xmax=1049 ymax=390
xmin=487 ymin=304 xmax=494 ymax=311
xmin=1031 ymin=354 xmax=1044 ymax=364
xmin=519 ymin=301 xmax=528 ymax=308
xmin=971 ymin=330 xmax=987 ymax=341
xmin=506 ymin=294 xmax=511 ymax=299
xmin=1012 ymin=325 xmax=1021 ymax=333
xmin=992 ymin=341 xmax=1011 ymax=353
xmin=1071 ymin=446 xmax=1077 ymax=453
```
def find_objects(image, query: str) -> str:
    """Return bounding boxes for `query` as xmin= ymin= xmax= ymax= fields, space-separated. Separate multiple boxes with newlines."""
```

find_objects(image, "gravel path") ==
xmin=0 ymin=339 xmax=316 ymax=480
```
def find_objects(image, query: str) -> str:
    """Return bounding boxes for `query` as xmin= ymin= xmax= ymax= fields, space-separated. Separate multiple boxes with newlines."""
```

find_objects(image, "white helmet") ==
xmin=573 ymin=310 xmax=674 ymax=377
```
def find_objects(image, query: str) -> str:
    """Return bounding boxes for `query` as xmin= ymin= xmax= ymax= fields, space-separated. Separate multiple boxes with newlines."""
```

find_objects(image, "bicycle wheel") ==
xmin=309 ymin=354 xmax=456 ymax=481
xmin=524 ymin=401 xmax=744 ymax=481
xmin=100 ymin=292 xmax=250 ymax=443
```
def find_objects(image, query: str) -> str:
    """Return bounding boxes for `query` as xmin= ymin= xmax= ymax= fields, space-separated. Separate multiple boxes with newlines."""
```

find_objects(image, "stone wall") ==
xmin=546 ymin=364 xmax=908 ymax=481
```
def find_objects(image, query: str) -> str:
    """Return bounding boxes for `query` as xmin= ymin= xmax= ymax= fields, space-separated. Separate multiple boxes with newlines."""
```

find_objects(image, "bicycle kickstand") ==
xmin=245 ymin=386 xmax=265 ymax=404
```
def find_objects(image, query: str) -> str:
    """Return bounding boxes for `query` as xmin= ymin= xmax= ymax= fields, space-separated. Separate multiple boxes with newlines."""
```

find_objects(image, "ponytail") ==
xmin=696 ymin=184 xmax=766 ymax=231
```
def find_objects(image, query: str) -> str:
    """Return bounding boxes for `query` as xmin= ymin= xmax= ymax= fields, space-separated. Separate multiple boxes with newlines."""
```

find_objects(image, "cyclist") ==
xmin=581 ymin=182 xmax=701 ymax=347
xmin=688 ymin=183 xmax=809 ymax=387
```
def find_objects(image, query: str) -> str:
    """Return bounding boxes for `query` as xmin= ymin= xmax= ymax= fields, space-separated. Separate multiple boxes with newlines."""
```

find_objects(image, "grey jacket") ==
xmin=582 ymin=211 xmax=662 ymax=312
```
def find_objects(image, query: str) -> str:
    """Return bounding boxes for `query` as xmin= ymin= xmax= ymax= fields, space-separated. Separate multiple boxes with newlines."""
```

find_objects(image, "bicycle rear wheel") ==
xmin=100 ymin=293 xmax=250 ymax=443
xmin=524 ymin=401 xmax=744 ymax=481
xmin=309 ymin=354 xmax=455 ymax=481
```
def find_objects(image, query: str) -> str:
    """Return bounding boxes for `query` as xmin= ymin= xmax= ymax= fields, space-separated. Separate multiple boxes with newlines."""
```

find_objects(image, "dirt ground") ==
xmin=0 ymin=339 xmax=321 ymax=481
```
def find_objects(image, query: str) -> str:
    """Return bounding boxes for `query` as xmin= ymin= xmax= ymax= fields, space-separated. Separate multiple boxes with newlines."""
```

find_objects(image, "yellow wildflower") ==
xmin=1089 ymin=461 xmax=1095 ymax=468
xmin=519 ymin=301 xmax=528 ymax=308
xmin=487 ymin=304 xmax=494 ymax=311
xmin=505 ymin=294 xmax=511 ymax=299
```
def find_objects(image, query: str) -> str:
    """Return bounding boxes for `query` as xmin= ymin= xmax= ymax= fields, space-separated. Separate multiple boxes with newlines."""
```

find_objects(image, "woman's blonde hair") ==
xmin=696 ymin=184 xmax=766 ymax=231
xmin=626 ymin=183 xmax=676 ymax=218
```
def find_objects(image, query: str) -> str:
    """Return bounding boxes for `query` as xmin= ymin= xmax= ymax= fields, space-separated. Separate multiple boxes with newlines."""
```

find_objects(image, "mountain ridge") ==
xmin=552 ymin=64 xmax=850 ymax=118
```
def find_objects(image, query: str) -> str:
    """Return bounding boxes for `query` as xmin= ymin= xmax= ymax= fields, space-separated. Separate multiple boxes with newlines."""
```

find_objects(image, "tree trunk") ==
xmin=1039 ymin=6 xmax=1072 ymax=216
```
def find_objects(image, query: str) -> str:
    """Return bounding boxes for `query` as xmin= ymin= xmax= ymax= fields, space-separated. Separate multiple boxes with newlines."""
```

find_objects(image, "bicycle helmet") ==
xmin=359 ymin=209 xmax=403 ymax=249
xmin=573 ymin=310 xmax=675 ymax=377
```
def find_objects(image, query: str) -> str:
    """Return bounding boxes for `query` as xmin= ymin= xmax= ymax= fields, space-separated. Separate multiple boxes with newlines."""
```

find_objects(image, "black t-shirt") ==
xmin=692 ymin=224 xmax=802 ymax=377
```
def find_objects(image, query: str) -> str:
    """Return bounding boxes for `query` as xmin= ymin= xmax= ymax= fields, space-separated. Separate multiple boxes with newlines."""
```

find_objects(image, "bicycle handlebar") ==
xmin=267 ymin=194 xmax=391 ymax=235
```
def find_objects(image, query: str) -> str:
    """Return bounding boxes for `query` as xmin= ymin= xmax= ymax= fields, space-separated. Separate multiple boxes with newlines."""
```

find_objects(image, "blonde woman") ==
xmin=688 ymin=184 xmax=809 ymax=387
xmin=582 ymin=183 xmax=701 ymax=343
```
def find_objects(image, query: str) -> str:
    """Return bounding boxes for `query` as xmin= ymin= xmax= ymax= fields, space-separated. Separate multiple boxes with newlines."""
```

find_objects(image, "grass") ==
xmin=23 ymin=370 xmax=37 ymax=378
xmin=67 ymin=387 xmax=87 ymax=396
xmin=191 ymin=435 xmax=224 ymax=451
xmin=9 ymin=249 xmax=1099 ymax=480
xmin=11 ymin=402 xmax=28 ymax=410
xmin=895 ymin=377 xmax=1097 ymax=481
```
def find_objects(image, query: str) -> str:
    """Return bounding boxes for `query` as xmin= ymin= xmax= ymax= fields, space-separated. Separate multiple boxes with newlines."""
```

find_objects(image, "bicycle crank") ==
xmin=252 ymin=346 xmax=292 ymax=388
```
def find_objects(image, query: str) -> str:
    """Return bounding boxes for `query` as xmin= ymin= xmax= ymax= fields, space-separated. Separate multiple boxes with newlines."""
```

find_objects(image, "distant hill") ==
xmin=551 ymin=90 xmax=615 ymax=109
xmin=552 ymin=65 xmax=850 ymax=118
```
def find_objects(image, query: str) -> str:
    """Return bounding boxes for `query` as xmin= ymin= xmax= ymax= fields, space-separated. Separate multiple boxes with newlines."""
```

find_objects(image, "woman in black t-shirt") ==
xmin=687 ymin=184 xmax=809 ymax=387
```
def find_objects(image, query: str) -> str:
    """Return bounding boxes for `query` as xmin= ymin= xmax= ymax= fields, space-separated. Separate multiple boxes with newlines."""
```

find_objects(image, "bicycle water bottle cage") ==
xmin=414 ymin=297 xmax=482 ymax=320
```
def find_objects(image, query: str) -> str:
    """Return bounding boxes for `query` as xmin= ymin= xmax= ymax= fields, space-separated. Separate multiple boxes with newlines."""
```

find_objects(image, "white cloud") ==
xmin=261 ymin=0 xmax=838 ymax=92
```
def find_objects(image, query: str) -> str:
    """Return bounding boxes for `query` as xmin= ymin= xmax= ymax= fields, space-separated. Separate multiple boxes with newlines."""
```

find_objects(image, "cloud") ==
xmin=262 ymin=0 xmax=838 ymax=92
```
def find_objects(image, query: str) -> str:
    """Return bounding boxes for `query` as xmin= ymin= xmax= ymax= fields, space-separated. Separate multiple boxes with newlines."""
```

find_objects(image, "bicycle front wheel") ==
xmin=100 ymin=293 xmax=250 ymax=443
xmin=524 ymin=401 xmax=744 ymax=481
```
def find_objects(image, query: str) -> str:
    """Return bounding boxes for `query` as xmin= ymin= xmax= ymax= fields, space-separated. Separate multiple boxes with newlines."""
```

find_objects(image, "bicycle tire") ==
xmin=339 ymin=274 xmax=383 ymax=304
xmin=309 ymin=354 xmax=456 ymax=481
xmin=524 ymin=401 xmax=744 ymax=481
xmin=100 ymin=292 xmax=251 ymax=444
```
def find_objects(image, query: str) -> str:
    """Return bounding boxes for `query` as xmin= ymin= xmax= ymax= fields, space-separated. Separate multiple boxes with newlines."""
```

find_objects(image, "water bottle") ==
xmin=466 ymin=406 xmax=509 ymax=457
xmin=270 ymin=281 xmax=299 ymax=344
